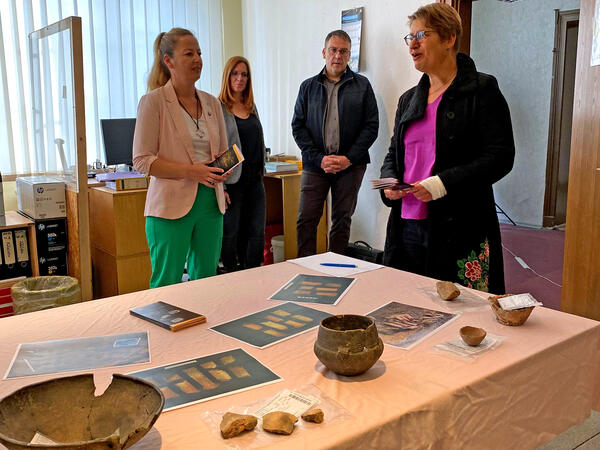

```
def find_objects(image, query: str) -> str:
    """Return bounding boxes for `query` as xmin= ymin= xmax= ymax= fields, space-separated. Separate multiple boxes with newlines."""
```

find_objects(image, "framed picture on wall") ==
xmin=342 ymin=7 xmax=363 ymax=72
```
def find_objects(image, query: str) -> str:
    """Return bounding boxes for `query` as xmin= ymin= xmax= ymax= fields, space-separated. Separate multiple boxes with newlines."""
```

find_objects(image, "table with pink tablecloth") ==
xmin=0 ymin=262 xmax=599 ymax=449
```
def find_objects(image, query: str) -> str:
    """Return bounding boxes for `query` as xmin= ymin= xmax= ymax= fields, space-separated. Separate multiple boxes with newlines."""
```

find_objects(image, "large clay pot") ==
xmin=314 ymin=314 xmax=384 ymax=376
xmin=0 ymin=374 xmax=164 ymax=450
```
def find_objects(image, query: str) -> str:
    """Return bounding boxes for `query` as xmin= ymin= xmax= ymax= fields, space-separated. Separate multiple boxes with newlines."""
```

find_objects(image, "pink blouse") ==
xmin=401 ymin=94 xmax=443 ymax=220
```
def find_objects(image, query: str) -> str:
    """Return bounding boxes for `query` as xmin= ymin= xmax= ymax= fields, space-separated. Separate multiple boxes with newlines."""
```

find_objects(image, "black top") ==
xmin=235 ymin=114 xmax=263 ymax=184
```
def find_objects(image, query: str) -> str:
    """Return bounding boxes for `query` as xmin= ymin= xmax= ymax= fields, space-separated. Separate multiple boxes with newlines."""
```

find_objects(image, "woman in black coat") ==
xmin=380 ymin=3 xmax=514 ymax=294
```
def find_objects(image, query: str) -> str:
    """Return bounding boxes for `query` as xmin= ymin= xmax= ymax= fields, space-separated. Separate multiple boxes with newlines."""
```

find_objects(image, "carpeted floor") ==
xmin=500 ymin=223 xmax=564 ymax=311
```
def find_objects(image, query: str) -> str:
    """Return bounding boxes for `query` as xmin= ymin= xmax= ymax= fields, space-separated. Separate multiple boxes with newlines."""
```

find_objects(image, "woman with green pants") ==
xmin=133 ymin=28 xmax=229 ymax=288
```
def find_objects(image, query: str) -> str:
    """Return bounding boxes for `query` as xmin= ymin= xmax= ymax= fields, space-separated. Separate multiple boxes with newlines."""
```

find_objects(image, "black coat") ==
xmin=291 ymin=67 xmax=379 ymax=173
xmin=380 ymin=53 xmax=515 ymax=294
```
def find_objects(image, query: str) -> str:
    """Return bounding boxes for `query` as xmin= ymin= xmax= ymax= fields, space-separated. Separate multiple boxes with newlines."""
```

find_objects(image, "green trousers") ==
xmin=145 ymin=185 xmax=223 ymax=288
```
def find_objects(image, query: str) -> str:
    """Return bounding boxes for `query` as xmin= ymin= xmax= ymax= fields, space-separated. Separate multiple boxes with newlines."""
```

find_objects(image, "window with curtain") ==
xmin=0 ymin=0 xmax=223 ymax=176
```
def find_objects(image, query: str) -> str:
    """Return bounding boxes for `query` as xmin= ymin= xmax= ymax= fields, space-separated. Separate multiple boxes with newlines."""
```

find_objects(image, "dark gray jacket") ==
xmin=291 ymin=67 xmax=379 ymax=173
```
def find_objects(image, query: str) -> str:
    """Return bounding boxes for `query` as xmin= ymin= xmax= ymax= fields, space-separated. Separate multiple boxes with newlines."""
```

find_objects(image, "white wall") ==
xmin=471 ymin=0 xmax=579 ymax=227
xmin=243 ymin=0 xmax=428 ymax=249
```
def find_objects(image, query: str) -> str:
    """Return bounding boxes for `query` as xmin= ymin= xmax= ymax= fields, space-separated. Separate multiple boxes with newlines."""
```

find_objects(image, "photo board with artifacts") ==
xmin=368 ymin=302 xmax=459 ymax=350
xmin=5 ymin=332 xmax=150 ymax=379
xmin=128 ymin=348 xmax=281 ymax=411
xmin=211 ymin=302 xmax=330 ymax=348
xmin=268 ymin=274 xmax=356 ymax=305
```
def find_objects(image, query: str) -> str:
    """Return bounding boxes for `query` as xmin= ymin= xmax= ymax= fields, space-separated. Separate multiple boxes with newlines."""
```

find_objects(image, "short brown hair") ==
xmin=324 ymin=30 xmax=351 ymax=48
xmin=408 ymin=3 xmax=462 ymax=52
xmin=218 ymin=56 xmax=254 ymax=112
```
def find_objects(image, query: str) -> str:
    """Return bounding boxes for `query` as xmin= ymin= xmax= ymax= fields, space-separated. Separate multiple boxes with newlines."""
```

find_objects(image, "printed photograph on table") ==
xmin=268 ymin=274 xmax=356 ymax=305
xmin=4 ymin=332 xmax=150 ymax=379
xmin=367 ymin=302 xmax=459 ymax=350
xmin=128 ymin=348 xmax=281 ymax=411
xmin=210 ymin=302 xmax=331 ymax=348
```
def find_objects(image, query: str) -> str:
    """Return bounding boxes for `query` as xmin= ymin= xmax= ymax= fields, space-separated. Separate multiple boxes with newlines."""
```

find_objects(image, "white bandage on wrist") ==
xmin=419 ymin=175 xmax=447 ymax=200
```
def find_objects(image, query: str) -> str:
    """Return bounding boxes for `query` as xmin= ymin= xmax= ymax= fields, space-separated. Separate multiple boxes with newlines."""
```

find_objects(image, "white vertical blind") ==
xmin=0 ymin=0 xmax=223 ymax=175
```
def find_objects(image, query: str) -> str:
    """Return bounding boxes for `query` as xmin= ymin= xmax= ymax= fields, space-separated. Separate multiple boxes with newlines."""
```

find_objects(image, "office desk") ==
xmin=264 ymin=172 xmax=327 ymax=259
xmin=0 ymin=263 xmax=598 ymax=449
xmin=89 ymin=187 xmax=151 ymax=298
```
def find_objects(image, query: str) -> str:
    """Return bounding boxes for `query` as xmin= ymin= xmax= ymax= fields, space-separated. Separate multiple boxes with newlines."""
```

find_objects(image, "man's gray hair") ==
xmin=324 ymin=30 xmax=351 ymax=47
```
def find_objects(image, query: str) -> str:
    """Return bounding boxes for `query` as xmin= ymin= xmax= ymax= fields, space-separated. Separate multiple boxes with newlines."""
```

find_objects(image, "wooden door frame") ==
xmin=438 ymin=0 xmax=474 ymax=55
xmin=543 ymin=9 xmax=580 ymax=228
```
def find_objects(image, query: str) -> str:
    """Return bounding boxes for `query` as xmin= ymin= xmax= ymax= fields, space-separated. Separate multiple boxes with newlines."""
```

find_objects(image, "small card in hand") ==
xmin=208 ymin=144 xmax=244 ymax=174
xmin=370 ymin=178 xmax=413 ymax=190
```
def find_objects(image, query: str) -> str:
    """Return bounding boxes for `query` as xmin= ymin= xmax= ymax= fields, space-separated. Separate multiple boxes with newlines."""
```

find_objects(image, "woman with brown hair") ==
xmin=218 ymin=56 xmax=266 ymax=272
xmin=380 ymin=3 xmax=515 ymax=293
xmin=133 ymin=28 xmax=229 ymax=287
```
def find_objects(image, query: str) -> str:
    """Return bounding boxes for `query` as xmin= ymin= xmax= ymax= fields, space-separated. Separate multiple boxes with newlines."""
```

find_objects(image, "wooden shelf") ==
xmin=0 ymin=211 xmax=39 ymax=277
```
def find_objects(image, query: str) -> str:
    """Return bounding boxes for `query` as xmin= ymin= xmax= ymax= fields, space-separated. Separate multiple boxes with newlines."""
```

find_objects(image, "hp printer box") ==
xmin=16 ymin=176 xmax=66 ymax=219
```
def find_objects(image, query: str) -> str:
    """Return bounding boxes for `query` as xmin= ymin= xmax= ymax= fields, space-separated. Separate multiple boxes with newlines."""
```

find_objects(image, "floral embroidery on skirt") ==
xmin=457 ymin=239 xmax=489 ymax=292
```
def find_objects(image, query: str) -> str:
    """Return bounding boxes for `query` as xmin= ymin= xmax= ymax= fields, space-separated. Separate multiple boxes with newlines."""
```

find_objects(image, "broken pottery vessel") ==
xmin=488 ymin=294 xmax=535 ymax=326
xmin=314 ymin=314 xmax=383 ymax=376
xmin=0 ymin=374 xmax=164 ymax=450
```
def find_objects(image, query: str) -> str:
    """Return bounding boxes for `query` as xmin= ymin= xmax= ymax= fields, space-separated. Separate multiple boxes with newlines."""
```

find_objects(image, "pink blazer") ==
xmin=133 ymin=80 xmax=228 ymax=218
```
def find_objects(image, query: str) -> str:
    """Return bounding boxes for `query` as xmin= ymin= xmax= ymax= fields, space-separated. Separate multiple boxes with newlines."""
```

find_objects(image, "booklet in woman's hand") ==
xmin=370 ymin=178 xmax=413 ymax=190
xmin=208 ymin=144 xmax=244 ymax=174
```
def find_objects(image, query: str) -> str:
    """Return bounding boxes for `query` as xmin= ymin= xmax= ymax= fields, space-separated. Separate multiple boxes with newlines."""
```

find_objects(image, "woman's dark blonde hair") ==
xmin=147 ymin=27 xmax=195 ymax=91
xmin=218 ymin=56 xmax=254 ymax=112
xmin=409 ymin=3 xmax=462 ymax=52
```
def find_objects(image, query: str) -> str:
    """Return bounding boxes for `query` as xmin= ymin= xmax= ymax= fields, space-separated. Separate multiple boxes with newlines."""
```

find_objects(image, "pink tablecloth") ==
xmin=0 ymin=262 xmax=599 ymax=449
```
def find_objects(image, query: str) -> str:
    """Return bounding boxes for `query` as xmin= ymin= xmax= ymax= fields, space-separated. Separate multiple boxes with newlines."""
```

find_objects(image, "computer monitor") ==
xmin=100 ymin=118 xmax=136 ymax=167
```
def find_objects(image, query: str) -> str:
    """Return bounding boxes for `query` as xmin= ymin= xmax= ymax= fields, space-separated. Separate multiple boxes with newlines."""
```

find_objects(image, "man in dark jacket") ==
xmin=292 ymin=29 xmax=379 ymax=256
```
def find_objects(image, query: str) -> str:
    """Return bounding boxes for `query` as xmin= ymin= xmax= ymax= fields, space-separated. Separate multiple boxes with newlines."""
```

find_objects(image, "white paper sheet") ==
xmin=287 ymin=251 xmax=382 ymax=276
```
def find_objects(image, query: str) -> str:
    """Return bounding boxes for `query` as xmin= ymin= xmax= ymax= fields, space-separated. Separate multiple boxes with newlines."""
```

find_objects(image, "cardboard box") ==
xmin=16 ymin=176 xmax=66 ymax=219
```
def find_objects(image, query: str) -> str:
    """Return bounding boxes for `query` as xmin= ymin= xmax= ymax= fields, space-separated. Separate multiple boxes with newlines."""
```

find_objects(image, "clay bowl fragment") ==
xmin=459 ymin=326 xmax=487 ymax=346
xmin=0 ymin=374 xmax=164 ymax=450
xmin=436 ymin=281 xmax=460 ymax=300
xmin=488 ymin=294 xmax=535 ymax=326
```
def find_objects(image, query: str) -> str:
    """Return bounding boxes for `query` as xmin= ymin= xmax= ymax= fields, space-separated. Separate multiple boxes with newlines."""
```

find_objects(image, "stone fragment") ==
xmin=262 ymin=411 xmax=298 ymax=435
xmin=301 ymin=408 xmax=324 ymax=423
xmin=220 ymin=412 xmax=258 ymax=439
xmin=436 ymin=281 xmax=460 ymax=300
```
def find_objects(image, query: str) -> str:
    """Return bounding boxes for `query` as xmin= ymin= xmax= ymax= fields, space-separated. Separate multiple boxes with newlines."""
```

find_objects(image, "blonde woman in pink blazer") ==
xmin=133 ymin=28 xmax=229 ymax=288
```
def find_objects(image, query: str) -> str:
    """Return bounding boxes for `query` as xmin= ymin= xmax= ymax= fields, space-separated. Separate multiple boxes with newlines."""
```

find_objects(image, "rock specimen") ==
xmin=262 ymin=411 xmax=298 ymax=435
xmin=301 ymin=408 xmax=324 ymax=423
xmin=436 ymin=281 xmax=460 ymax=300
xmin=220 ymin=412 xmax=258 ymax=439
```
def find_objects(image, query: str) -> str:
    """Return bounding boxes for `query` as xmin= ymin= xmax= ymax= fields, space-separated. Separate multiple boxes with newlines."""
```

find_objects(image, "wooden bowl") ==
xmin=459 ymin=326 xmax=487 ymax=346
xmin=488 ymin=294 xmax=535 ymax=326
xmin=0 ymin=374 xmax=164 ymax=450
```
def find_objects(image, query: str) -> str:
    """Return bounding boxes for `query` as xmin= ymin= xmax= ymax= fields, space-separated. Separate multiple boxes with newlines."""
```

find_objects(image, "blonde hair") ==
xmin=409 ymin=3 xmax=462 ymax=52
xmin=218 ymin=56 xmax=254 ymax=112
xmin=147 ymin=28 xmax=195 ymax=91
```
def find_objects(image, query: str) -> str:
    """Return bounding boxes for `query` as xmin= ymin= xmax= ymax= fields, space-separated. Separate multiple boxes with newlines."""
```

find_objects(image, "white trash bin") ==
xmin=271 ymin=235 xmax=285 ymax=263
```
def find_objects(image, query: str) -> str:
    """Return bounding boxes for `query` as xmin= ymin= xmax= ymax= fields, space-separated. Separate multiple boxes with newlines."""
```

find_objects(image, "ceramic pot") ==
xmin=314 ymin=314 xmax=383 ymax=376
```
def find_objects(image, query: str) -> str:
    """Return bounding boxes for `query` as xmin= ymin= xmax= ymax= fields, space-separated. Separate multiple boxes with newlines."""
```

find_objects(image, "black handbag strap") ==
xmin=353 ymin=240 xmax=372 ymax=249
